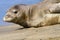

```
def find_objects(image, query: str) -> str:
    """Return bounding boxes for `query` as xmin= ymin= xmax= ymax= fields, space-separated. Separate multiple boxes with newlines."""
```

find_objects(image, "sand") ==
xmin=0 ymin=24 xmax=60 ymax=40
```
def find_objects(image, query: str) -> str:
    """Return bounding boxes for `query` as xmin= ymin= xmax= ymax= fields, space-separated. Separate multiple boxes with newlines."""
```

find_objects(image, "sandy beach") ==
xmin=0 ymin=24 xmax=60 ymax=40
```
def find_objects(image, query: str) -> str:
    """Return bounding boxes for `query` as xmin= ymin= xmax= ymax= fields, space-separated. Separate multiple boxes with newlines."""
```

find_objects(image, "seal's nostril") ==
xmin=6 ymin=15 xmax=11 ymax=18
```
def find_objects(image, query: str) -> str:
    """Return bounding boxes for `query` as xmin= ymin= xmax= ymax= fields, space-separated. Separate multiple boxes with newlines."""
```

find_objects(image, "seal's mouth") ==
xmin=3 ymin=16 xmax=13 ymax=22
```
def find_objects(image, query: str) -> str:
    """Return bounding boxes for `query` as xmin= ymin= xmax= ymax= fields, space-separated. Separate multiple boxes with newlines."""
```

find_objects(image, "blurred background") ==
xmin=0 ymin=0 xmax=42 ymax=26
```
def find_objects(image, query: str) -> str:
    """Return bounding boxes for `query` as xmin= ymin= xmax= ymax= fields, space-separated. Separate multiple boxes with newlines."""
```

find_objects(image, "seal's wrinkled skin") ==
xmin=3 ymin=0 xmax=60 ymax=28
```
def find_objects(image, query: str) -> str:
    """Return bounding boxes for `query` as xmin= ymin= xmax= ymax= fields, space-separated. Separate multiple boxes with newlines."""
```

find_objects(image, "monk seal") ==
xmin=3 ymin=0 xmax=60 ymax=28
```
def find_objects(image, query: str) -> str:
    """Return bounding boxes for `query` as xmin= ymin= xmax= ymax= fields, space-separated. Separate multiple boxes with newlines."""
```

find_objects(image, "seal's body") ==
xmin=3 ymin=0 xmax=60 ymax=28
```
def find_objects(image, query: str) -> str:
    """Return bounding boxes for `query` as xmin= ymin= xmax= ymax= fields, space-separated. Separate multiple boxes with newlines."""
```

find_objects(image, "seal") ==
xmin=3 ymin=0 xmax=60 ymax=28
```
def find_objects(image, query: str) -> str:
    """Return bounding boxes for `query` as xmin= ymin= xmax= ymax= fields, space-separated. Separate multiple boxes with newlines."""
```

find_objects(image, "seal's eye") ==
xmin=13 ymin=10 xmax=18 ymax=14
xmin=14 ymin=11 xmax=18 ymax=14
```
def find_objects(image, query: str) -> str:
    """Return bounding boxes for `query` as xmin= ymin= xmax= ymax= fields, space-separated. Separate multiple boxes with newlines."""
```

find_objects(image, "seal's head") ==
xmin=3 ymin=4 xmax=26 ymax=23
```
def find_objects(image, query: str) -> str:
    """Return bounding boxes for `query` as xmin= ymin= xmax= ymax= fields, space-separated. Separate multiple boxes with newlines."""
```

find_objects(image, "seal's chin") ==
xmin=3 ymin=17 xmax=12 ymax=22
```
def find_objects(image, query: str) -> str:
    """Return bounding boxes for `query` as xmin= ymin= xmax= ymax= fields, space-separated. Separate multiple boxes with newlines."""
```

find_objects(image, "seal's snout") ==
xmin=3 ymin=15 xmax=12 ymax=22
xmin=3 ymin=16 xmax=8 ymax=21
